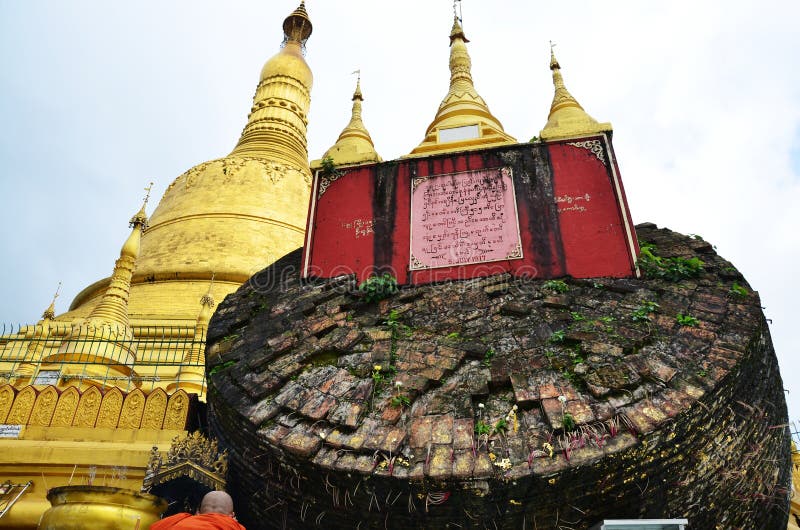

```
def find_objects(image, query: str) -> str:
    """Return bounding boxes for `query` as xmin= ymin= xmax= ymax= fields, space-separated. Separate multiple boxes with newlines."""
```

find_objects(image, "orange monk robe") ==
xmin=150 ymin=512 xmax=247 ymax=530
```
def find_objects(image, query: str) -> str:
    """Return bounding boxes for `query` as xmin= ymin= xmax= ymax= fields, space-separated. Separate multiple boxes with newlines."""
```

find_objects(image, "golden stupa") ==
xmin=0 ymin=3 xmax=315 ymax=527
xmin=66 ymin=3 xmax=315 ymax=337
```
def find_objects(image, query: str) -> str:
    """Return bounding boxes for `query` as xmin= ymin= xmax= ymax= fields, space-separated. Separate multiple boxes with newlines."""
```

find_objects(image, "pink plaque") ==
xmin=410 ymin=167 xmax=523 ymax=270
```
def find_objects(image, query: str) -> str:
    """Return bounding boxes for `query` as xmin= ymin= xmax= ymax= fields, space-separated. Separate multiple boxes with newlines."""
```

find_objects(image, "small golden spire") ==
xmin=85 ymin=196 xmax=149 ymax=329
xmin=407 ymin=11 xmax=515 ymax=157
xmin=539 ymin=44 xmax=611 ymax=141
xmin=42 ymin=282 xmax=61 ymax=320
xmin=313 ymin=72 xmax=382 ymax=167
xmin=547 ymin=44 xmax=583 ymax=115
xmin=47 ymin=199 xmax=146 ymax=377
xmin=169 ymin=276 xmax=216 ymax=393
xmin=13 ymin=282 xmax=62 ymax=383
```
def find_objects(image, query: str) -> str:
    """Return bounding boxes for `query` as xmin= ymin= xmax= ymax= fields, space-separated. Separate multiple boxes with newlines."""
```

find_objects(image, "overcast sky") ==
xmin=1 ymin=1 xmax=798 ymax=419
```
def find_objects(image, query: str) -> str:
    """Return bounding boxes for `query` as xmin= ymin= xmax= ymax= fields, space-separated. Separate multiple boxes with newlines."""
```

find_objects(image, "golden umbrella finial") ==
xmin=201 ymin=273 xmax=216 ymax=308
xmin=405 ymin=0 xmax=515 ymax=156
xmin=549 ymin=40 xmax=561 ymax=70
xmin=453 ymin=0 xmax=463 ymax=22
xmin=130 ymin=181 xmax=153 ymax=229
xmin=351 ymin=70 xmax=362 ymax=100
xmin=42 ymin=281 xmax=61 ymax=320
xmin=143 ymin=181 xmax=154 ymax=207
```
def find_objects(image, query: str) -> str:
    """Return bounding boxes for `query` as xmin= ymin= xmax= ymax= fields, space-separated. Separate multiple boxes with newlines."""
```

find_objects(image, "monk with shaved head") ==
xmin=151 ymin=490 xmax=246 ymax=530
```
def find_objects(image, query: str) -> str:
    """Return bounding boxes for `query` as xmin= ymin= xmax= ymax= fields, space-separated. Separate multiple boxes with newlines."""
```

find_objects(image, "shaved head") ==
xmin=199 ymin=491 xmax=235 ymax=516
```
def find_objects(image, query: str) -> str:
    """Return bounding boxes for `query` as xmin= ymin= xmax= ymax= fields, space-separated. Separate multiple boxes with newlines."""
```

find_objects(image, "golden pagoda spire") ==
xmin=169 ymin=276 xmax=216 ymax=393
xmin=83 ymin=184 xmax=151 ymax=329
xmin=539 ymin=44 xmax=611 ymax=141
xmin=407 ymin=12 xmax=515 ymax=157
xmin=229 ymin=1 xmax=314 ymax=172
xmin=313 ymin=72 xmax=382 ymax=167
xmin=44 ymin=186 xmax=152 ymax=384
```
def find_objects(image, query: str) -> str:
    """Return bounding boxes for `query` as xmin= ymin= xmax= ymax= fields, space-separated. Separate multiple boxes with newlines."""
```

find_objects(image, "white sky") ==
xmin=1 ymin=1 xmax=798 ymax=419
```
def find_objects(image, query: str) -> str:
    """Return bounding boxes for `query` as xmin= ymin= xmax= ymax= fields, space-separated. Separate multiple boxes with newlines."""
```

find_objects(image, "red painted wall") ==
xmin=548 ymin=139 xmax=638 ymax=277
xmin=302 ymin=134 xmax=638 ymax=284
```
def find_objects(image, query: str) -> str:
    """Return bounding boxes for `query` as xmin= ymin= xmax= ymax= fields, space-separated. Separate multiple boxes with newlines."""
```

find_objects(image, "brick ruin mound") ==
xmin=206 ymin=224 xmax=790 ymax=530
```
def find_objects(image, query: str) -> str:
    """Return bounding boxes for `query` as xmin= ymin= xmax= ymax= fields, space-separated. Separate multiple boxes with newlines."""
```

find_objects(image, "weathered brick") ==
xmin=452 ymin=418 xmax=474 ymax=449
xmin=428 ymin=445 xmax=452 ymax=479
xmin=431 ymin=414 xmax=454 ymax=444
xmin=207 ymin=225 xmax=789 ymax=530
xmin=410 ymin=416 xmax=433 ymax=448
xmin=566 ymin=400 xmax=594 ymax=425
xmin=452 ymin=450 xmax=474 ymax=479
xmin=280 ymin=426 xmax=322 ymax=457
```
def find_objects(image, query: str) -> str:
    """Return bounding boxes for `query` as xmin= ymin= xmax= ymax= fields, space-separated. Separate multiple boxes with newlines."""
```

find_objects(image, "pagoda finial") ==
xmin=283 ymin=1 xmax=313 ymax=43
xmin=549 ymin=40 xmax=559 ymax=69
xmin=129 ymin=181 xmax=153 ymax=230
xmin=313 ymin=72 xmax=381 ymax=167
xmin=539 ymin=44 xmax=612 ymax=141
xmin=452 ymin=0 xmax=463 ymax=29
xmin=42 ymin=282 xmax=61 ymax=320
xmin=450 ymin=0 xmax=468 ymax=45
xmin=546 ymin=44 xmax=581 ymax=113
xmin=200 ymin=273 xmax=216 ymax=309
xmin=407 ymin=8 xmax=514 ymax=157
xmin=352 ymin=70 xmax=363 ymax=101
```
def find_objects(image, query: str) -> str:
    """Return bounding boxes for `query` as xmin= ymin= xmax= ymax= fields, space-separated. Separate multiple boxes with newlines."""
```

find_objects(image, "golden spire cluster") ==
xmin=314 ymin=71 xmax=382 ymax=167
xmin=539 ymin=43 xmax=611 ymax=140
xmin=313 ymin=10 xmax=611 ymax=155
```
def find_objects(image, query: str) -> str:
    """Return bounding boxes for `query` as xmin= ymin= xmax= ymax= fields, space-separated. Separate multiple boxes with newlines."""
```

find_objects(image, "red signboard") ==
xmin=302 ymin=133 xmax=638 ymax=285
xmin=410 ymin=167 xmax=522 ymax=270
